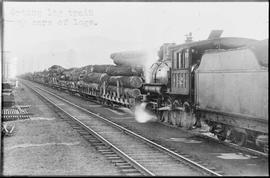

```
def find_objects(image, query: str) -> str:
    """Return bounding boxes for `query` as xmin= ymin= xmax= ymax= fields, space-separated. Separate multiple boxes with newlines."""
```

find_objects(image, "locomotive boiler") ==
xmin=142 ymin=36 xmax=268 ymax=152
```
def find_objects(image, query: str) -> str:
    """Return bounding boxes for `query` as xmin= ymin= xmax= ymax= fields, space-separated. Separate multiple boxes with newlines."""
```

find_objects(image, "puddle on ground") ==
xmin=215 ymin=153 xmax=258 ymax=160
xmin=5 ymin=141 xmax=81 ymax=151
xmin=167 ymin=137 xmax=203 ymax=143
xmin=30 ymin=117 xmax=56 ymax=121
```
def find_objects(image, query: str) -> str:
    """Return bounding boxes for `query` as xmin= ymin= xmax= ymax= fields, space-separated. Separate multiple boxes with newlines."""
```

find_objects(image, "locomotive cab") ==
xmin=170 ymin=47 xmax=203 ymax=108
xmin=171 ymin=48 xmax=191 ymax=94
xmin=171 ymin=48 xmax=202 ymax=94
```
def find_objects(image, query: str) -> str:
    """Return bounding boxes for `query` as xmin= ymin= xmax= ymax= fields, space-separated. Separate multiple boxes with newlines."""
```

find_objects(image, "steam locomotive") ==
xmin=142 ymin=35 xmax=268 ymax=152
xmin=23 ymin=32 xmax=268 ymax=152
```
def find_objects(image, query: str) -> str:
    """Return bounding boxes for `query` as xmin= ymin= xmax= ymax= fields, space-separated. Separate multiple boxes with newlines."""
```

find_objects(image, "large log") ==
xmin=106 ymin=66 xmax=143 ymax=76
xmin=92 ymin=65 xmax=114 ymax=73
xmin=77 ymin=81 xmax=98 ymax=88
xmin=108 ymin=76 xmax=143 ymax=88
xmin=82 ymin=72 xmax=109 ymax=84
xmin=110 ymin=51 xmax=148 ymax=67
xmin=63 ymin=65 xmax=100 ymax=81
xmin=61 ymin=68 xmax=80 ymax=81
xmin=62 ymin=68 xmax=78 ymax=81
xmin=80 ymin=65 xmax=93 ymax=74
xmin=71 ymin=67 xmax=88 ymax=81
xmin=48 ymin=65 xmax=66 ymax=73
xmin=107 ymin=85 xmax=141 ymax=98
xmin=81 ymin=82 xmax=99 ymax=90
xmin=66 ymin=65 xmax=93 ymax=81
xmin=71 ymin=67 xmax=88 ymax=80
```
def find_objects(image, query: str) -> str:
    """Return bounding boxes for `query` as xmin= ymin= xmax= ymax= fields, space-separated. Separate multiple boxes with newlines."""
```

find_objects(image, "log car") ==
xmin=100 ymin=81 xmax=139 ymax=109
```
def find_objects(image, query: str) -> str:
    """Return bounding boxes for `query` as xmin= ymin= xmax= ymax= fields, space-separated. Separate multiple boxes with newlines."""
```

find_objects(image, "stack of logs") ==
xmin=45 ymin=50 xmax=146 ymax=99
xmin=81 ymin=64 xmax=144 ymax=98
xmin=81 ymin=65 xmax=110 ymax=91
xmin=105 ymin=65 xmax=143 ymax=98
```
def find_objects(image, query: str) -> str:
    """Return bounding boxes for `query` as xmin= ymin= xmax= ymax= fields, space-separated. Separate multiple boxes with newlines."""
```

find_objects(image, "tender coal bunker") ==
xmin=248 ymin=39 xmax=268 ymax=67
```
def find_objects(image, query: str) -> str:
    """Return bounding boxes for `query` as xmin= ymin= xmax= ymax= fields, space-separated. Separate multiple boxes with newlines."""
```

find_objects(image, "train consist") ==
xmin=21 ymin=32 xmax=268 ymax=152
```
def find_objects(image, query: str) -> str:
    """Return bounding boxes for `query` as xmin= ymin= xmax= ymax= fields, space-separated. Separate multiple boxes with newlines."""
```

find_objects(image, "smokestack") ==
xmin=185 ymin=32 xmax=193 ymax=43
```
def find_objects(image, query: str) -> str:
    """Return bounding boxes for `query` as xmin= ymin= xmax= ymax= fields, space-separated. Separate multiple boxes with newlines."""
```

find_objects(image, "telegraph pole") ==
xmin=1 ymin=0 xmax=3 ymax=173
xmin=3 ymin=51 xmax=11 ymax=82
xmin=185 ymin=32 xmax=193 ymax=43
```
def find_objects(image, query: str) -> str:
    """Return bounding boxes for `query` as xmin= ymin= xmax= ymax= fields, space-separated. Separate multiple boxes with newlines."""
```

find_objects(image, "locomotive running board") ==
xmin=157 ymin=106 xmax=185 ymax=111
xmin=157 ymin=106 xmax=171 ymax=111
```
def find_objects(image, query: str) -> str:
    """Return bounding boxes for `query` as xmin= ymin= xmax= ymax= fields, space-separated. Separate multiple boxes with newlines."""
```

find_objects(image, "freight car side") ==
xmin=195 ymin=42 xmax=268 ymax=148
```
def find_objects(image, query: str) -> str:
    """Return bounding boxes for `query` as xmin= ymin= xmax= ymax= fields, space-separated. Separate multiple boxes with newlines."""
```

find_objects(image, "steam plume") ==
xmin=134 ymin=102 xmax=157 ymax=123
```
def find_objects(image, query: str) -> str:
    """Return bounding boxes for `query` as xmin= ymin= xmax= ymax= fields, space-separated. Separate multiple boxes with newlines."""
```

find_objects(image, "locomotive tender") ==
xmin=23 ymin=32 xmax=268 ymax=152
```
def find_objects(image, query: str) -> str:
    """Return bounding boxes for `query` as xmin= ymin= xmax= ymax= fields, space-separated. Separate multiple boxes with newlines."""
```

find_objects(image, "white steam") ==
xmin=142 ymin=47 xmax=159 ymax=83
xmin=134 ymin=102 xmax=157 ymax=123
xmin=143 ymin=66 xmax=153 ymax=84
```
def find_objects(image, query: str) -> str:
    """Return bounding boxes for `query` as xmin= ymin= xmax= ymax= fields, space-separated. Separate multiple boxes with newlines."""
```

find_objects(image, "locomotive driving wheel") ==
xmin=232 ymin=133 xmax=247 ymax=146
xmin=217 ymin=132 xmax=227 ymax=141
xmin=159 ymin=97 xmax=173 ymax=124
xmin=216 ymin=124 xmax=227 ymax=142
xmin=230 ymin=129 xmax=247 ymax=146
xmin=168 ymin=110 xmax=180 ymax=127
xmin=182 ymin=112 xmax=194 ymax=130
xmin=161 ymin=111 xmax=170 ymax=123
xmin=263 ymin=144 xmax=268 ymax=154
xmin=181 ymin=102 xmax=196 ymax=130
xmin=169 ymin=100 xmax=182 ymax=127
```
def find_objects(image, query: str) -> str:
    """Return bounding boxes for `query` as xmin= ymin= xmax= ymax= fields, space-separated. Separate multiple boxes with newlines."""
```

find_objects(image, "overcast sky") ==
xmin=3 ymin=2 xmax=269 ymax=76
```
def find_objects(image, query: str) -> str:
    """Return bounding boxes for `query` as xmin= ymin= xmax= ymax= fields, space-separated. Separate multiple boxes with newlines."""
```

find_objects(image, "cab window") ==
xmin=184 ymin=49 xmax=190 ymax=68
xmin=174 ymin=49 xmax=190 ymax=69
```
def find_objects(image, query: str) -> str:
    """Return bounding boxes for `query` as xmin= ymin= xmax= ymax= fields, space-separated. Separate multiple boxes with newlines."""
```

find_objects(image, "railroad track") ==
xmin=37 ymin=81 xmax=268 ymax=158
xmin=23 ymin=81 xmax=223 ymax=176
xmin=61 ymin=83 xmax=268 ymax=158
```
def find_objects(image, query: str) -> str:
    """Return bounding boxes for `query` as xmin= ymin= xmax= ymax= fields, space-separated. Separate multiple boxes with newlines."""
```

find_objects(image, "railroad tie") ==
xmin=99 ymin=151 xmax=114 ymax=154
xmin=107 ymin=156 xmax=120 ymax=160
xmin=124 ymin=172 xmax=142 ymax=176
xmin=120 ymin=168 xmax=140 ymax=173
xmin=110 ymin=159 xmax=125 ymax=163
xmin=117 ymin=164 xmax=132 ymax=168
xmin=114 ymin=161 xmax=130 ymax=164
xmin=102 ymin=153 xmax=117 ymax=157
xmin=78 ymin=131 xmax=90 ymax=135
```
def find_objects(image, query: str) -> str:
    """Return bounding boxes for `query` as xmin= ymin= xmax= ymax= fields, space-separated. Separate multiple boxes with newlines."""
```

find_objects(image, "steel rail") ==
xmin=26 ymin=82 xmax=154 ymax=176
xmin=35 ymin=80 xmax=269 ymax=158
xmin=25 ymin=80 xmax=222 ymax=176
